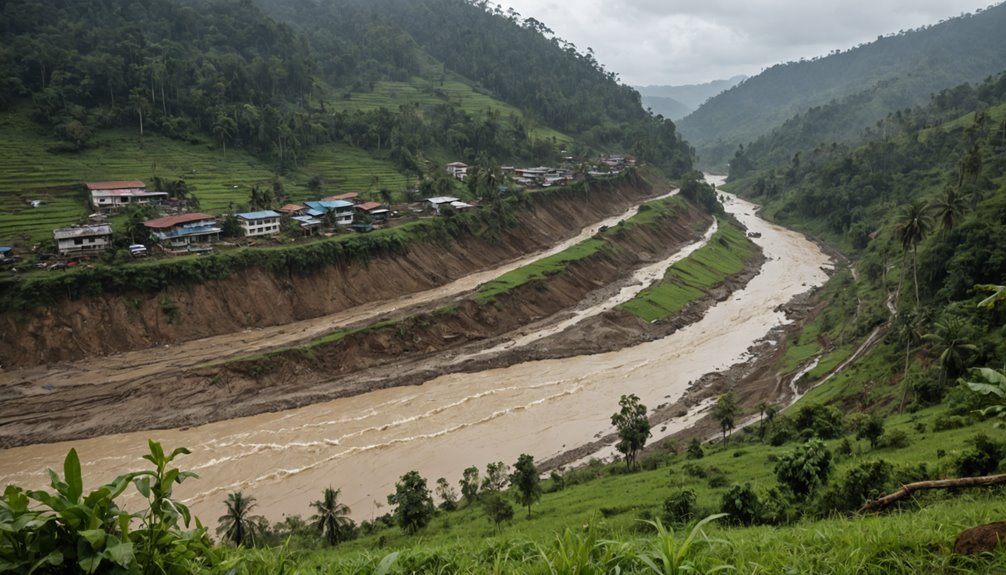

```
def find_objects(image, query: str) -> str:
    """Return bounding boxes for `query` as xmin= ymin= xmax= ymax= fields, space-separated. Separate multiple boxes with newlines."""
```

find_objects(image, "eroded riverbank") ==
xmin=0 ymin=177 xmax=832 ymax=526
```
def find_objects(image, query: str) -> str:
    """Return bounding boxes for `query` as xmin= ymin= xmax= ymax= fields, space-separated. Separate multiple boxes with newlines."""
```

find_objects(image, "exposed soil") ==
xmin=0 ymin=179 xmax=770 ymax=449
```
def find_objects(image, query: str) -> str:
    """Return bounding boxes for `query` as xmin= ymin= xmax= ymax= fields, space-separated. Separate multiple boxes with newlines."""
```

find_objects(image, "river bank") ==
xmin=0 ymin=177 xmax=832 ymax=526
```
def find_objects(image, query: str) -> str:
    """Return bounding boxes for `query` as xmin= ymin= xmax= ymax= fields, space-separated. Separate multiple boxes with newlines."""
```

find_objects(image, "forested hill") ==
xmin=678 ymin=2 xmax=1006 ymax=170
xmin=0 ymin=0 xmax=692 ymax=176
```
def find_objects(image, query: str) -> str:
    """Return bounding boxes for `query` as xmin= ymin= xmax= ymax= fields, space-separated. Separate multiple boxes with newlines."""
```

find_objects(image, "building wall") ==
xmin=240 ymin=218 xmax=280 ymax=237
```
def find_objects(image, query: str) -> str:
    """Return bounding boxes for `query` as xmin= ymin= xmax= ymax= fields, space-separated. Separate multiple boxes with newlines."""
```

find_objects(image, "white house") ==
xmin=446 ymin=162 xmax=468 ymax=180
xmin=53 ymin=224 xmax=113 ymax=257
xmin=236 ymin=210 xmax=282 ymax=237
xmin=144 ymin=213 xmax=221 ymax=248
xmin=87 ymin=181 xmax=167 ymax=213
xmin=426 ymin=196 xmax=459 ymax=213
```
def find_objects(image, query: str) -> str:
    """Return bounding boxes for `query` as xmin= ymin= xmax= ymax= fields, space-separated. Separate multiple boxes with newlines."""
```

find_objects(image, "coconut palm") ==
xmin=931 ymin=186 xmax=967 ymax=233
xmin=216 ymin=491 xmax=262 ymax=546
xmin=894 ymin=201 xmax=933 ymax=306
xmin=310 ymin=487 xmax=354 ymax=546
xmin=923 ymin=317 xmax=978 ymax=387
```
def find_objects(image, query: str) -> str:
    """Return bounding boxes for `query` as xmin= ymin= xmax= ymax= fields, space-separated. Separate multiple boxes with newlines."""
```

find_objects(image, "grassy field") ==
xmin=616 ymin=218 xmax=758 ymax=322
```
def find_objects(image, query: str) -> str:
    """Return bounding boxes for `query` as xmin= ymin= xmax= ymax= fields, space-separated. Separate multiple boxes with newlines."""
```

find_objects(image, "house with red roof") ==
xmin=144 ymin=213 xmax=221 ymax=249
xmin=87 ymin=180 xmax=167 ymax=213
xmin=355 ymin=201 xmax=390 ymax=223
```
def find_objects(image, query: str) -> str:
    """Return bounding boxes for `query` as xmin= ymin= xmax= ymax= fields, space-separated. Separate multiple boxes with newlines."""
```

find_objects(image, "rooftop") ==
xmin=53 ymin=225 xmax=113 ymax=239
xmin=427 ymin=196 xmax=460 ymax=204
xmin=323 ymin=192 xmax=359 ymax=202
xmin=356 ymin=201 xmax=384 ymax=211
xmin=85 ymin=180 xmax=146 ymax=190
xmin=236 ymin=210 xmax=282 ymax=220
xmin=144 ymin=213 xmax=216 ymax=229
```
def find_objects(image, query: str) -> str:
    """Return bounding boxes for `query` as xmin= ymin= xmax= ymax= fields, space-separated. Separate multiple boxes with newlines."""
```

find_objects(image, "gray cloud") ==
xmin=500 ymin=0 xmax=995 ymax=85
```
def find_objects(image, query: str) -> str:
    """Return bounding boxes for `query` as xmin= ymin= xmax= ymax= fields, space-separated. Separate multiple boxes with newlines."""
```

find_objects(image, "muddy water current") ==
xmin=0 ymin=177 xmax=831 ymax=524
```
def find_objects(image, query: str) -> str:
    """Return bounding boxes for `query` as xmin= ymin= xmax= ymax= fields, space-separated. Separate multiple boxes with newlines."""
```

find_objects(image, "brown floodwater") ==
xmin=0 ymin=177 xmax=831 ymax=526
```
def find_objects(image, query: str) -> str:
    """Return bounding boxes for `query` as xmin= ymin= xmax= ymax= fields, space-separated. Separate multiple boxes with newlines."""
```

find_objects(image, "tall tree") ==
xmin=923 ymin=316 xmax=978 ymax=386
xmin=216 ymin=492 xmax=262 ymax=546
xmin=611 ymin=394 xmax=651 ymax=470
xmin=459 ymin=466 xmax=480 ymax=504
xmin=310 ymin=487 xmax=353 ymax=546
xmin=388 ymin=470 xmax=434 ymax=535
xmin=482 ymin=461 xmax=510 ymax=492
xmin=213 ymin=113 xmax=237 ymax=157
xmin=712 ymin=392 xmax=739 ymax=444
xmin=932 ymin=186 xmax=967 ymax=233
xmin=509 ymin=453 xmax=541 ymax=519
xmin=895 ymin=200 xmax=933 ymax=306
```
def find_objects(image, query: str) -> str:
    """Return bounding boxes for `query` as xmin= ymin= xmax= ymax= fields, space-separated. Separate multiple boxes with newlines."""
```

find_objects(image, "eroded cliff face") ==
xmin=2 ymin=180 xmax=665 ymax=367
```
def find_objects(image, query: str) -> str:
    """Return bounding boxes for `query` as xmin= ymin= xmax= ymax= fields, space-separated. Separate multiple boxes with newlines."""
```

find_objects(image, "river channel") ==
xmin=0 ymin=176 xmax=831 ymax=525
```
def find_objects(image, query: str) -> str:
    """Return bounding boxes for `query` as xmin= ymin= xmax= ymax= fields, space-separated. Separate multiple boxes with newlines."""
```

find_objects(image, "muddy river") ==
xmin=0 ymin=177 xmax=831 ymax=525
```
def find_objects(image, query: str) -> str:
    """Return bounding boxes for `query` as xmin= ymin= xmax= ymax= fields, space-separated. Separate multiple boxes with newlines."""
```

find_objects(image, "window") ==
xmin=74 ymin=239 xmax=83 ymax=245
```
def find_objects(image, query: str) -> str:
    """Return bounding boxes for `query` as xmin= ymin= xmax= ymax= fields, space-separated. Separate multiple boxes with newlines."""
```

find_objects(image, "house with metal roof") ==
xmin=144 ymin=213 xmax=221 ymax=249
xmin=86 ymin=180 xmax=167 ymax=213
xmin=303 ymin=200 xmax=354 ymax=226
xmin=291 ymin=215 xmax=323 ymax=235
xmin=236 ymin=210 xmax=282 ymax=237
xmin=53 ymin=224 xmax=113 ymax=257
xmin=0 ymin=246 xmax=13 ymax=262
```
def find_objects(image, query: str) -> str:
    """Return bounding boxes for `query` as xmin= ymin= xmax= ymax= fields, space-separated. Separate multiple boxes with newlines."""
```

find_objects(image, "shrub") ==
xmin=686 ymin=439 xmax=704 ymax=459
xmin=932 ymin=414 xmax=968 ymax=431
xmin=794 ymin=404 xmax=845 ymax=439
xmin=662 ymin=489 xmax=697 ymax=524
xmin=836 ymin=438 xmax=854 ymax=457
xmin=758 ymin=486 xmax=797 ymax=525
xmin=707 ymin=474 xmax=730 ymax=489
xmin=819 ymin=459 xmax=893 ymax=513
xmin=682 ymin=463 xmax=706 ymax=479
xmin=775 ymin=439 xmax=832 ymax=499
xmin=955 ymin=434 xmax=1005 ymax=477
xmin=720 ymin=483 xmax=761 ymax=526
xmin=880 ymin=429 xmax=910 ymax=449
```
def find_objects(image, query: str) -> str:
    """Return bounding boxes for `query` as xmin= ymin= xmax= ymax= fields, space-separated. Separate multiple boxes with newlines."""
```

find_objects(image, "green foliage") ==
xmin=637 ymin=515 xmax=733 ymax=575
xmin=793 ymin=404 xmax=846 ymax=440
xmin=686 ymin=439 xmax=704 ymax=460
xmin=661 ymin=490 xmax=697 ymax=525
xmin=774 ymin=439 xmax=833 ymax=499
xmin=310 ymin=487 xmax=354 ymax=547
xmin=719 ymin=483 xmax=761 ymax=526
xmin=712 ymin=392 xmax=740 ymax=444
xmin=856 ymin=413 xmax=886 ymax=449
xmin=0 ymin=440 xmax=218 ymax=574
xmin=388 ymin=470 xmax=434 ymax=535
xmin=510 ymin=453 xmax=542 ymax=519
xmin=459 ymin=466 xmax=480 ymax=505
xmin=216 ymin=492 xmax=263 ymax=547
xmin=611 ymin=394 xmax=652 ymax=470
xmin=954 ymin=433 xmax=1005 ymax=477
xmin=482 ymin=461 xmax=510 ymax=493
xmin=963 ymin=366 xmax=1006 ymax=420
xmin=434 ymin=478 xmax=458 ymax=512
xmin=819 ymin=460 xmax=894 ymax=513
xmin=481 ymin=491 xmax=514 ymax=534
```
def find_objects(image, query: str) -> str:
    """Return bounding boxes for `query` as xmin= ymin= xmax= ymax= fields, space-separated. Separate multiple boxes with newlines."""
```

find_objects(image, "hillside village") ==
xmin=1 ymin=156 xmax=634 ymax=267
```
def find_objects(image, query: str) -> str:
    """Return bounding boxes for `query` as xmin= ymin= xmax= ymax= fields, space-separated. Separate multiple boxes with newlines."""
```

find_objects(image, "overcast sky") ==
xmin=500 ymin=0 xmax=997 ymax=86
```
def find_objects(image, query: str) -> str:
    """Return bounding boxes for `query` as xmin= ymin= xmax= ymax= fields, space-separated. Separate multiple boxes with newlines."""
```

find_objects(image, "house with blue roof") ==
xmin=236 ymin=210 xmax=282 ymax=237
xmin=0 ymin=246 xmax=13 ymax=262
xmin=303 ymin=200 xmax=354 ymax=226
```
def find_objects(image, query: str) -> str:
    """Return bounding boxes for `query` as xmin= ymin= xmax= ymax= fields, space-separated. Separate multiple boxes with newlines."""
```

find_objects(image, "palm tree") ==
xmin=310 ymin=487 xmax=353 ymax=546
xmin=894 ymin=201 xmax=933 ymax=306
xmin=895 ymin=309 xmax=925 ymax=413
xmin=216 ymin=491 xmax=262 ymax=546
xmin=977 ymin=284 xmax=1005 ymax=310
xmin=712 ymin=392 xmax=739 ymax=444
xmin=931 ymin=186 xmax=966 ymax=233
xmin=923 ymin=317 xmax=978 ymax=387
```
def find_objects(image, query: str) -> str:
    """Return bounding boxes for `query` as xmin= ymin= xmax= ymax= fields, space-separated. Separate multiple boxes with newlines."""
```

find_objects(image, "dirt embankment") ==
xmin=1 ymin=179 xmax=662 ymax=368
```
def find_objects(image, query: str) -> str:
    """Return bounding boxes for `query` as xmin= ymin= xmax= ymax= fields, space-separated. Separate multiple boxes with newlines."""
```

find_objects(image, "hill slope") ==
xmin=678 ymin=3 xmax=1006 ymax=169
xmin=636 ymin=75 xmax=746 ymax=120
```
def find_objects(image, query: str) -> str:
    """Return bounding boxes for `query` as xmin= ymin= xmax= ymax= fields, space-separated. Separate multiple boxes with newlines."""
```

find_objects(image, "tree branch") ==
xmin=861 ymin=473 xmax=1006 ymax=512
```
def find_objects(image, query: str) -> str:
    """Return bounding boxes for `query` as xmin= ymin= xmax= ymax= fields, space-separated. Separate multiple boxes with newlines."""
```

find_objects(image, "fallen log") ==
xmin=861 ymin=473 xmax=1006 ymax=512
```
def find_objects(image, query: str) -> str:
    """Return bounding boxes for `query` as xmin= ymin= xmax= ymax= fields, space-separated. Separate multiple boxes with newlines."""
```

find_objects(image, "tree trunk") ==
xmin=898 ymin=339 xmax=912 ymax=413
xmin=862 ymin=473 xmax=1006 ymax=512
xmin=912 ymin=246 xmax=920 ymax=307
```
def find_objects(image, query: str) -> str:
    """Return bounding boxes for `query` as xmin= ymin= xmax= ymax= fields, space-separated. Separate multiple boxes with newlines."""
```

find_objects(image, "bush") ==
xmin=879 ymin=429 xmax=910 ymax=449
xmin=818 ymin=459 xmax=893 ymax=513
xmin=720 ymin=483 xmax=761 ymax=526
xmin=775 ymin=439 xmax=832 ymax=499
xmin=932 ymin=414 xmax=968 ymax=431
xmin=686 ymin=438 xmax=704 ymax=459
xmin=707 ymin=474 xmax=730 ymax=489
xmin=662 ymin=489 xmax=697 ymax=524
xmin=758 ymin=486 xmax=797 ymax=525
xmin=794 ymin=404 xmax=845 ymax=439
xmin=955 ymin=434 xmax=1005 ymax=477
xmin=682 ymin=463 xmax=707 ymax=479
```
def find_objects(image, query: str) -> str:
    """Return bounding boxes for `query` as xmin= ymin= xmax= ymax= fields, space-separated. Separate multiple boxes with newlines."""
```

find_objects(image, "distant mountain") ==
xmin=678 ymin=2 xmax=1006 ymax=169
xmin=639 ymin=95 xmax=691 ymax=121
xmin=637 ymin=76 xmax=747 ymax=109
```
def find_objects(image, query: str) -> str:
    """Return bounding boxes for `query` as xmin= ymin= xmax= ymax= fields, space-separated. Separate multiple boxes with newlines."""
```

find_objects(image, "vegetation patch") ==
xmin=617 ymin=219 xmax=758 ymax=322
